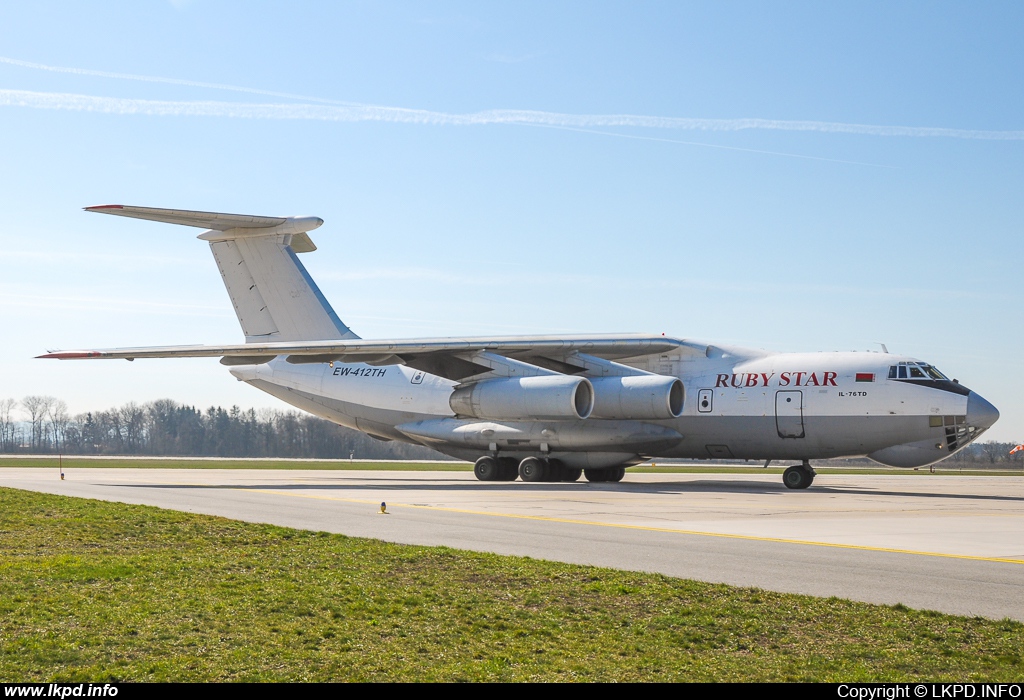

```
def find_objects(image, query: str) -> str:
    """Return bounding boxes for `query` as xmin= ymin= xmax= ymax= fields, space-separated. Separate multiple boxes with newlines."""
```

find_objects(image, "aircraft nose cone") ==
xmin=966 ymin=391 xmax=999 ymax=429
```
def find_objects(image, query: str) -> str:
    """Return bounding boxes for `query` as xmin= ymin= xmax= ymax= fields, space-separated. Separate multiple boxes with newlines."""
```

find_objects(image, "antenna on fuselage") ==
xmin=875 ymin=343 xmax=889 ymax=354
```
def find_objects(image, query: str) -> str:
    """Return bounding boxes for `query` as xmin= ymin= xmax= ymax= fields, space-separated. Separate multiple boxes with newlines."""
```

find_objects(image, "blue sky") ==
xmin=1 ymin=1 xmax=1021 ymax=442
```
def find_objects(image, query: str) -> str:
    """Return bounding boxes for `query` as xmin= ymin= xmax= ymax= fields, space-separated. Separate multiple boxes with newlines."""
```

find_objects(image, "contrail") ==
xmin=519 ymin=123 xmax=899 ymax=167
xmin=2 ymin=88 xmax=1022 ymax=140
xmin=0 ymin=55 xmax=347 ymax=105
xmin=1 ymin=86 xmax=1022 ymax=141
xmin=2 ymin=54 xmax=1022 ymax=140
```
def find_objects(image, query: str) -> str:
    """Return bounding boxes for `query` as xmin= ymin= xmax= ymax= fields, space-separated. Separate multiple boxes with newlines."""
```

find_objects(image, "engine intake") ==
xmin=590 ymin=375 xmax=684 ymax=420
xmin=449 ymin=376 xmax=594 ymax=420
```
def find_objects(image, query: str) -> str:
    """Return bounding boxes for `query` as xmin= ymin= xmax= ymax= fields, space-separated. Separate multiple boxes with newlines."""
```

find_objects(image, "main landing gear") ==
xmin=473 ymin=456 xmax=590 ymax=483
xmin=473 ymin=456 xmax=518 ymax=481
xmin=782 ymin=460 xmax=816 ymax=490
xmin=519 ymin=457 xmax=583 ymax=483
xmin=584 ymin=466 xmax=625 ymax=483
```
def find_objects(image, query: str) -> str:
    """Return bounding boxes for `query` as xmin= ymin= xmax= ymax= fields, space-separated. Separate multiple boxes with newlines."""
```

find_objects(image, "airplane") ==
xmin=38 ymin=205 xmax=1000 ymax=489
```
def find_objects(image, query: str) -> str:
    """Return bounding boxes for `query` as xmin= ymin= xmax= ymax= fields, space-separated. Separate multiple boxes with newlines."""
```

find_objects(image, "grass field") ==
xmin=1 ymin=487 xmax=1022 ymax=682
xmin=1 ymin=455 xmax=1021 ymax=477
xmin=0 ymin=457 xmax=470 ymax=471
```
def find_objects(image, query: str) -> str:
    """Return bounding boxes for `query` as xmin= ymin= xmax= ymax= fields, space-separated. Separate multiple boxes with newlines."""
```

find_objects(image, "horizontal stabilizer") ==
xmin=85 ymin=205 xmax=323 ymax=251
xmin=88 ymin=205 xmax=289 ymax=230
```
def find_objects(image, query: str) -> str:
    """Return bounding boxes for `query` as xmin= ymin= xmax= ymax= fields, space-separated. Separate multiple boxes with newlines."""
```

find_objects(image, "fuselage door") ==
xmin=775 ymin=390 xmax=805 ymax=438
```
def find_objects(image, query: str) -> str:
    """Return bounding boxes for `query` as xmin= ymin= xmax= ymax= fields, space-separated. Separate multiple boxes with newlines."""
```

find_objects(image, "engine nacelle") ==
xmin=589 ymin=375 xmax=684 ymax=420
xmin=449 ymin=376 xmax=594 ymax=420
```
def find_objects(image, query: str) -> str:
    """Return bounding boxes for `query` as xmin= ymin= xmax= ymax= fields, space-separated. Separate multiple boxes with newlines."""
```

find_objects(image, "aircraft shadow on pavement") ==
xmin=113 ymin=478 xmax=1024 ymax=502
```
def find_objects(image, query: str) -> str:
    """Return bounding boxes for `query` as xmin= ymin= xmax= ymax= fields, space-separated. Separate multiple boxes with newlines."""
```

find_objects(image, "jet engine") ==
xmin=449 ymin=376 xmax=594 ymax=420
xmin=589 ymin=375 xmax=684 ymax=420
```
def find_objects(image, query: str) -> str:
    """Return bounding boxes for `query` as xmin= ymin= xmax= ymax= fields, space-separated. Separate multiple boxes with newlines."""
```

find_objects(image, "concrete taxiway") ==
xmin=2 ymin=467 xmax=1022 ymax=621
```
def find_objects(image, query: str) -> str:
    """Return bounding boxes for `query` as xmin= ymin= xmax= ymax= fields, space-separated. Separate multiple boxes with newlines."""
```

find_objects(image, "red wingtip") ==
xmin=36 ymin=351 xmax=102 ymax=360
xmin=84 ymin=204 xmax=124 ymax=211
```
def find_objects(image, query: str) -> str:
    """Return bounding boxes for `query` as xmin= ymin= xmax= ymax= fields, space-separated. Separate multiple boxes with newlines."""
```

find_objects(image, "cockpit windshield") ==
xmin=887 ymin=362 xmax=949 ymax=381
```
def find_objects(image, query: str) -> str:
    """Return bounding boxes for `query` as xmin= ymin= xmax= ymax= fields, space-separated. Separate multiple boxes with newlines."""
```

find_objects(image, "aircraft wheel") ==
xmin=561 ymin=467 xmax=583 ymax=482
xmin=497 ymin=457 xmax=520 ymax=481
xmin=607 ymin=466 xmax=626 ymax=482
xmin=584 ymin=468 xmax=607 ymax=483
xmin=545 ymin=459 xmax=566 ymax=482
xmin=519 ymin=457 xmax=547 ymax=482
xmin=782 ymin=465 xmax=812 ymax=490
xmin=474 ymin=456 xmax=501 ymax=481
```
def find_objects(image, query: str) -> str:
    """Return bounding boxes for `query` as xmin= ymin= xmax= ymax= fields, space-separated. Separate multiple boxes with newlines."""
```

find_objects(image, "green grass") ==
xmin=1 ymin=488 xmax=1022 ymax=681
xmin=0 ymin=457 xmax=470 ymax=471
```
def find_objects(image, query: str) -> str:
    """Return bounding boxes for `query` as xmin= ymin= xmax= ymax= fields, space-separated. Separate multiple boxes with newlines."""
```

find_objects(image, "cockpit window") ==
xmin=887 ymin=362 xmax=949 ymax=381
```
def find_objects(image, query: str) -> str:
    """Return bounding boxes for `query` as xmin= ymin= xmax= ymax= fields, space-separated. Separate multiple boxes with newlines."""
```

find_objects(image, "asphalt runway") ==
xmin=3 ymin=467 xmax=1023 ymax=621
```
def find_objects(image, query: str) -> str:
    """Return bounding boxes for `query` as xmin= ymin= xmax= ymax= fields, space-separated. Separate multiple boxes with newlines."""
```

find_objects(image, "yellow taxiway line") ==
xmin=243 ymin=487 xmax=1024 ymax=566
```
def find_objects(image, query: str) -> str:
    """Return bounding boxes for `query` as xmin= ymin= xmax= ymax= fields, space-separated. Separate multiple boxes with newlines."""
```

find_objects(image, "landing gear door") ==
xmin=775 ymin=390 xmax=805 ymax=438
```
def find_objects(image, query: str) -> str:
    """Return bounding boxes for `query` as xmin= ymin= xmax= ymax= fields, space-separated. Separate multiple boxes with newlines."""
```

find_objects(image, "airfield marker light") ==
xmin=59 ymin=454 xmax=64 ymax=481
xmin=380 ymin=501 xmax=388 ymax=514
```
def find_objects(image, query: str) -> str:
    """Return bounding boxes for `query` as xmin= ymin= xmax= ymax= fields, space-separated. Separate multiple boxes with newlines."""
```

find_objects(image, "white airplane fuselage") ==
xmin=47 ymin=205 xmax=999 ymax=489
xmin=228 ymin=344 xmax=997 ymax=471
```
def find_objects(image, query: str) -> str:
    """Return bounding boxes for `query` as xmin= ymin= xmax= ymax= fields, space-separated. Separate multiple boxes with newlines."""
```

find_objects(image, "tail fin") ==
xmin=86 ymin=205 xmax=359 ymax=342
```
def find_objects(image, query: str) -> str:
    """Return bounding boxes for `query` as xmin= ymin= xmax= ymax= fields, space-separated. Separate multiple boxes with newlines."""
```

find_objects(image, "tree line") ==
xmin=0 ymin=396 xmax=449 ymax=460
xmin=949 ymin=440 xmax=1024 ymax=466
xmin=0 ymin=395 xmax=1019 ymax=466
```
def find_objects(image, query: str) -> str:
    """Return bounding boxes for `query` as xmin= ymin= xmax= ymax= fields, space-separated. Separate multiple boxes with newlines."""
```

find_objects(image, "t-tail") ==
xmin=85 ymin=205 xmax=359 ymax=343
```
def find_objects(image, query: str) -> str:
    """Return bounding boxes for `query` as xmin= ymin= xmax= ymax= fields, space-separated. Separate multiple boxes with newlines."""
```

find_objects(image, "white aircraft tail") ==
xmin=86 ymin=205 xmax=359 ymax=342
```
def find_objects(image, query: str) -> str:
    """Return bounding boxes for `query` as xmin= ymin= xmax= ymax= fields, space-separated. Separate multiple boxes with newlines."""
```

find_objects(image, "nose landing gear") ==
xmin=782 ymin=461 xmax=816 ymax=490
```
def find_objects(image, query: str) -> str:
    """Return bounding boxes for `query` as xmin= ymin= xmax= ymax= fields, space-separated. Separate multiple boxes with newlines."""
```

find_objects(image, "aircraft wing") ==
xmin=38 ymin=334 xmax=698 ymax=381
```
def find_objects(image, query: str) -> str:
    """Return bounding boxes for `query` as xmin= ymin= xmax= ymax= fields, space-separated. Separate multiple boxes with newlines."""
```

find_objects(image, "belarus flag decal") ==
xmin=855 ymin=373 xmax=875 ymax=383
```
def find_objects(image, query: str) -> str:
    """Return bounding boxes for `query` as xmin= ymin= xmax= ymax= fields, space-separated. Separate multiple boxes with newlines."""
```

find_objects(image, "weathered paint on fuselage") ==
xmin=229 ymin=343 xmax=987 ymax=468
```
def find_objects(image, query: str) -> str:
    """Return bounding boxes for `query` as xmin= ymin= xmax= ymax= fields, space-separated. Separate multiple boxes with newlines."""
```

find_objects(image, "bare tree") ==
xmin=119 ymin=402 xmax=146 ymax=453
xmin=47 ymin=399 xmax=70 ymax=453
xmin=980 ymin=442 xmax=1002 ymax=465
xmin=0 ymin=398 xmax=17 ymax=452
xmin=21 ymin=396 xmax=55 ymax=451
